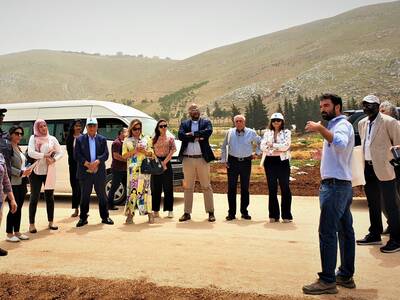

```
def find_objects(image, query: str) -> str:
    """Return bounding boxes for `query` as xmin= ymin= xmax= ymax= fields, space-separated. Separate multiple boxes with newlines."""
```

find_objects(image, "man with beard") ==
xmin=302 ymin=93 xmax=355 ymax=295
xmin=356 ymin=95 xmax=400 ymax=253
xmin=178 ymin=103 xmax=216 ymax=222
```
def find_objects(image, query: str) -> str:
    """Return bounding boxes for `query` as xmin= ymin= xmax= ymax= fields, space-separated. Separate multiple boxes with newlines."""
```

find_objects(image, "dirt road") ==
xmin=0 ymin=194 xmax=399 ymax=299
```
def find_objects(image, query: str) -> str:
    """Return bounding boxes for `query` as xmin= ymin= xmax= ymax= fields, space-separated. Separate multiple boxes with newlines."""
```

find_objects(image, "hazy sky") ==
xmin=0 ymin=0 xmax=395 ymax=59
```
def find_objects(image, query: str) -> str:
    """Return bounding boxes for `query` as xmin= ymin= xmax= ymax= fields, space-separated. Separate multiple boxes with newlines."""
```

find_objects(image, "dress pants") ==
xmin=182 ymin=157 xmax=214 ymax=214
xmin=227 ymin=156 xmax=251 ymax=217
xmin=264 ymin=156 xmax=293 ymax=220
xmin=6 ymin=184 xmax=27 ymax=233
xmin=79 ymin=173 xmax=109 ymax=221
xmin=364 ymin=162 xmax=400 ymax=242
xmin=151 ymin=160 xmax=174 ymax=212
xmin=69 ymin=162 xmax=81 ymax=209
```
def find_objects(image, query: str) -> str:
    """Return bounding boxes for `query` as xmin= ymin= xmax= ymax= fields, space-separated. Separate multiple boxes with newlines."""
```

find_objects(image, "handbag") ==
xmin=141 ymin=157 xmax=164 ymax=175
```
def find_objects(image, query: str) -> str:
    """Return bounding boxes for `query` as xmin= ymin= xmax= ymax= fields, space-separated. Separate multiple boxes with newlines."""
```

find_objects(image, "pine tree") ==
xmin=206 ymin=106 xmax=211 ymax=117
xmin=277 ymin=103 xmax=283 ymax=113
xmin=230 ymin=103 xmax=241 ymax=124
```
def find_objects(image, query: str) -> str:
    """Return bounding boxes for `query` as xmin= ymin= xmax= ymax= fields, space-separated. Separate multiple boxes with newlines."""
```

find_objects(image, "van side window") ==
xmin=97 ymin=118 xmax=126 ymax=140
xmin=2 ymin=121 xmax=34 ymax=146
xmin=47 ymin=120 xmax=75 ymax=145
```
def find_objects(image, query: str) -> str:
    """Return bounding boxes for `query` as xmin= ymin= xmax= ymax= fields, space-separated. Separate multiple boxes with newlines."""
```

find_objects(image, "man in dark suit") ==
xmin=178 ymin=103 xmax=216 ymax=222
xmin=74 ymin=117 xmax=113 ymax=227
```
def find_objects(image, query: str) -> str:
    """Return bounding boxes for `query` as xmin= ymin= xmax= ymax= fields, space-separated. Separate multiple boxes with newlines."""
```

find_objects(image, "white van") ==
xmin=2 ymin=100 xmax=183 ymax=205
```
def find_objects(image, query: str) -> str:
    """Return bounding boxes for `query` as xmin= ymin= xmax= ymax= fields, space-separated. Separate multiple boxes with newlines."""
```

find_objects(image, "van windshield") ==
xmin=125 ymin=117 xmax=157 ymax=137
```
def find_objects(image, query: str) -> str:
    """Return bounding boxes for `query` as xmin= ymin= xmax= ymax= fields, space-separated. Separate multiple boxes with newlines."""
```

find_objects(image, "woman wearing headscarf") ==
xmin=27 ymin=119 xmax=63 ymax=233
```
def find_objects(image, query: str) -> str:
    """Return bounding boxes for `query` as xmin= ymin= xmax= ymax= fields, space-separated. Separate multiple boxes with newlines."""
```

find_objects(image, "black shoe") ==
xmin=48 ymin=225 xmax=59 ymax=230
xmin=109 ymin=206 xmax=119 ymax=211
xmin=356 ymin=234 xmax=382 ymax=245
xmin=76 ymin=219 xmax=88 ymax=227
xmin=102 ymin=218 xmax=114 ymax=225
xmin=382 ymin=227 xmax=390 ymax=235
xmin=225 ymin=215 xmax=236 ymax=221
xmin=208 ymin=212 xmax=216 ymax=222
xmin=241 ymin=214 xmax=251 ymax=220
xmin=380 ymin=240 xmax=400 ymax=253
xmin=179 ymin=213 xmax=191 ymax=222
xmin=0 ymin=248 xmax=8 ymax=256
xmin=336 ymin=275 xmax=356 ymax=289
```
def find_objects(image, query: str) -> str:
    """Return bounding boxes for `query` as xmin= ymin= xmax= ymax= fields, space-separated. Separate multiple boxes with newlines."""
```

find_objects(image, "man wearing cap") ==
xmin=221 ymin=114 xmax=261 ymax=220
xmin=0 ymin=108 xmax=13 ymax=177
xmin=356 ymin=95 xmax=400 ymax=253
xmin=74 ymin=117 xmax=114 ymax=227
xmin=178 ymin=103 xmax=216 ymax=222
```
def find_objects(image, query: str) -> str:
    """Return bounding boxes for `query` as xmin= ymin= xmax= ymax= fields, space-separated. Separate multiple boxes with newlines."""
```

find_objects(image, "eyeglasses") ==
xmin=13 ymin=132 xmax=23 ymax=136
xmin=159 ymin=124 xmax=168 ymax=129
xmin=132 ymin=127 xmax=142 ymax=131
xmin=272 ymin=119 xmax=282 ymax=123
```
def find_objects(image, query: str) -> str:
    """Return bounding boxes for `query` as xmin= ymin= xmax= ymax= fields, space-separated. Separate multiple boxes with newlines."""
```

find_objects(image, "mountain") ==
xmin=1 ymin=1 xmax=399 ymax=115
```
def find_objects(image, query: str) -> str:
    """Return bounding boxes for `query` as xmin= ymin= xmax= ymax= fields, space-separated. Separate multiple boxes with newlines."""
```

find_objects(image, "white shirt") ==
xmin=28 ymin=135 xmax=63 ymax=175
xmin=364 ymin=119 xmax=376 ymax=161
xmin=183 ymin=120 xmax=202 ymax=155
xmin=260 ymin=129 xmax=291 ymax=161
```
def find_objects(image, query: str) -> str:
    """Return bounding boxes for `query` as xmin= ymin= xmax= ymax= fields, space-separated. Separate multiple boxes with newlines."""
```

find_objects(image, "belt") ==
xmin=321 ymin=178 xmax=351 ymax=185
xmin=183 ymin=154 xmax=203 ymax=159
xmin=365 ymin=160 xmax=373 ymax=166
xmin=228 ymin=155 xmax=252 ymax=162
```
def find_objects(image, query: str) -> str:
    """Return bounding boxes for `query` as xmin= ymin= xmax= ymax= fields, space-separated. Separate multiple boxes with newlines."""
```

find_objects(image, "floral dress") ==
xmin=122 ymin=136 xmax=154 ymax=216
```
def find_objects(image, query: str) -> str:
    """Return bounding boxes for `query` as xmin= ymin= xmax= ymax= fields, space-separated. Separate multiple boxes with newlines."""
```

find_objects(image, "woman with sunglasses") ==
xmin=5 ymin=126 xmax=32 ymax=242
xmin=0 ymin=153 xmax=17 ymax=255
xmin=260 ymin=112 xmax=293 ymax=223
xmin=151 ymin=120 xmax=176 ymax=218
xmin=122 ymin=119 xmax=155 ymax=224
xmin=27 ymin=119 xmax=63 ymax=233
xmin=66 ymin=119 xmax=83 ymax=217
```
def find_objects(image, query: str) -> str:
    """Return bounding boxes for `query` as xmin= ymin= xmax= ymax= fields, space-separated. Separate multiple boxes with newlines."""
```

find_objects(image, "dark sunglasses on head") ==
xmin=13 ymin=131 xmax=23 ymax=136
xmin=159 ymin=124 xmax=168 ymax=129
xmin=132 ymin=127 xmax=142 ymax=131
xmin=272 ymin=119 xmax=282 ymax=123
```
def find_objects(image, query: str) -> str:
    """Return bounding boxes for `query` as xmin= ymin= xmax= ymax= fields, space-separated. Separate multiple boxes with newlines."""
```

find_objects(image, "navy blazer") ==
xmin=178 ymin=118 xmax=215 ymax=163
xmin=74 ymin=134 xmax=109 ymax=179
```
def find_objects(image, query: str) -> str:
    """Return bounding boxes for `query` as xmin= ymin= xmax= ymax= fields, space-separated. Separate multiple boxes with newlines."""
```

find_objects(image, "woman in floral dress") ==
xmin=122 ymin=119 xmax=155 ymax=224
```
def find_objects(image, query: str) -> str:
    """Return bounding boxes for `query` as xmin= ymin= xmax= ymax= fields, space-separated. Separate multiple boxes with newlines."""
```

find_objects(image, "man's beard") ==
xmin=321 ymin=111 xmax=335 ymax=121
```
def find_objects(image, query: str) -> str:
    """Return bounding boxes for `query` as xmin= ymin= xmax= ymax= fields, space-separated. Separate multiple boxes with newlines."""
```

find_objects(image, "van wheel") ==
xmin=105 ymin=174 xmax=126 ymax=206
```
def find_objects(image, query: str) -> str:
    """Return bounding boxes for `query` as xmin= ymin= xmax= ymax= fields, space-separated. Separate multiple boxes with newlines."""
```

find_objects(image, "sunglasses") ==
xmin=13 ymin=131 xmax=23 ymax=136
xmin=272 ymin=119 xmax=282 ymax=123
xmin=132 ymin=127 xmax=142 ymax=131
xmin=159 ymin=124 xmax=168 ymax=129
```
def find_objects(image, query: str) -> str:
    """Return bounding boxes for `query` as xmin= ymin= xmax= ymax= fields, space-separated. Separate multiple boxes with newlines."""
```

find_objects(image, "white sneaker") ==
xmin=282 ymin=219 xmax=293 ymax=223
xmin=269 ymin=218 xmax=278 ymax=223
xmin=167 ymin=211 xmax=174 ymax=218
xmin=153 ymin=211 xmax=160 ymax=218
xmin=6 ymin=236 xmax=20 ymax=243
xmin=16 ymin=234 xmax=30 ymax=240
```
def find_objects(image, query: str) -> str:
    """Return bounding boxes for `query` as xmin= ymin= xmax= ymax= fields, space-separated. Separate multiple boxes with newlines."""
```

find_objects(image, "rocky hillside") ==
xmin=1 ymin=1 xmax=399 ymax=114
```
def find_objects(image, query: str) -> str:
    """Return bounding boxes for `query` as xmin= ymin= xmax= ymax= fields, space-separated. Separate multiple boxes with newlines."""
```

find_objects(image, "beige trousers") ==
xmin=182 ymin=157 xmax=214 ymax=214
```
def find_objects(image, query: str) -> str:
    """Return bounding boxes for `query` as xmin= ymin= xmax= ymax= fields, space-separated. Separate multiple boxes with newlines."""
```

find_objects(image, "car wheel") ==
xmin=105 ymin=173 xmax=126 ymax=206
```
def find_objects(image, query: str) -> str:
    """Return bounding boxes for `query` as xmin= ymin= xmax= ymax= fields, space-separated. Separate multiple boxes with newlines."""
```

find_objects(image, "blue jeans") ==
xmin=318 ymin=181 xmax=355 ymax=283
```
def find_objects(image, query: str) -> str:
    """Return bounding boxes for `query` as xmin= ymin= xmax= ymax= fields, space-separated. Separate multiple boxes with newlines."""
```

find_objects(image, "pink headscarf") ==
xmin=33 ymin=119 xmax=49 ymax=152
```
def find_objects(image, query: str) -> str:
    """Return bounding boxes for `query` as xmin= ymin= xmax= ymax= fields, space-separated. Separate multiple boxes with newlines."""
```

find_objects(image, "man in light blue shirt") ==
xmin=221 ymin=115 xmax=261 ymax=220
xmin=303 ymin=93 xmax=355 ymax=295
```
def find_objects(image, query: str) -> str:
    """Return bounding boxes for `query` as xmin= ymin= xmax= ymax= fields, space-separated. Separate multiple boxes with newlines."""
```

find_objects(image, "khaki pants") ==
xmin=182 ymin=157 xmax=214 ymax=214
